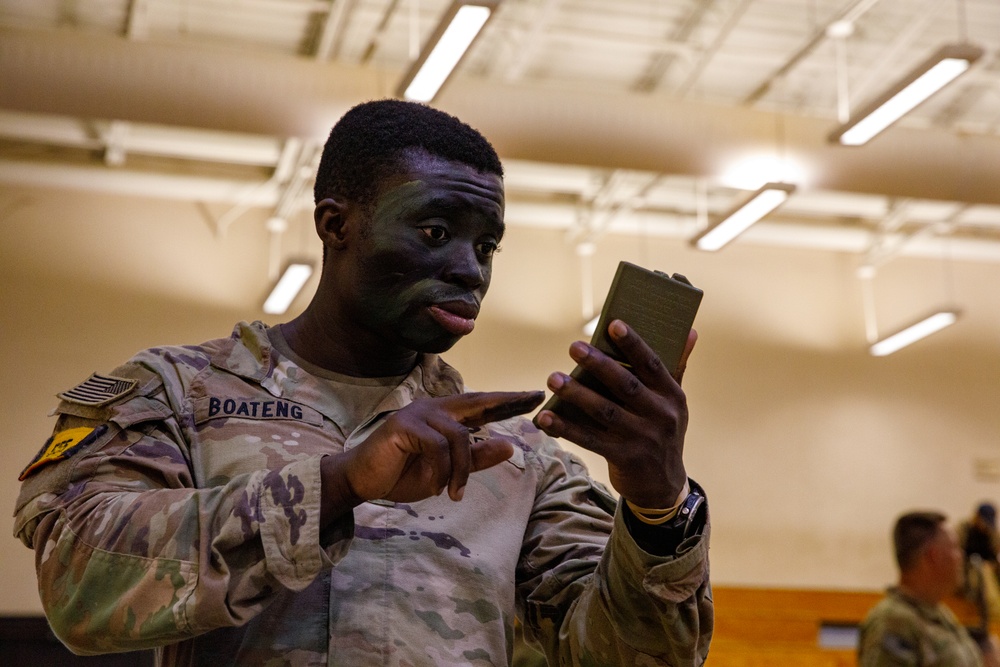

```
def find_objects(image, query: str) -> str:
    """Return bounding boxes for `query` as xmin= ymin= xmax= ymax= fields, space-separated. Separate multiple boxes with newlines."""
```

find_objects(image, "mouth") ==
xmin=427 ymin=299 xmax=479 ymax=336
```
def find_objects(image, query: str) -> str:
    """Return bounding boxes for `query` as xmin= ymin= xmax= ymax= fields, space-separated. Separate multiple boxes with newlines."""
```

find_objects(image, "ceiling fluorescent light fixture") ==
xmin=691 ymin=182 xmax=795 ymax=252
xmin=263 ymin=262 xmax=314 ymax=315
xmin=397 ymin=0 xmax=499 ymax=103
xmin=869 ymin=309 xmax=960 ymax=357
xmin=829 ymin=43 xmax=984 ymax=146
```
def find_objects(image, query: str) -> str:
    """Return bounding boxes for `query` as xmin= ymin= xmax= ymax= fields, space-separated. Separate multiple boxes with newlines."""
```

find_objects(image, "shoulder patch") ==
xmin=19 ymin=425 xmax=107 ymax=481
xmin=58 ymin=373 xmax=138 ymax=406
xmin=881 ymin=632 xmax=918 ymax=661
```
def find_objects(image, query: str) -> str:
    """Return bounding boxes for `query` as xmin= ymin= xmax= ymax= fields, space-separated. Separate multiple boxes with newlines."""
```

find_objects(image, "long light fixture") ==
xmin=829 ymin=43 xmax=983 ymax=146
xmin=869 ymin=309 xmax=960 ymax=357
xmin=691 ymin=182 xmax=795 ymax=252
xmin=396 ymin=1 xmax=499 ymax=103
xmin=263 ymin=262 xmax=314 ymax=315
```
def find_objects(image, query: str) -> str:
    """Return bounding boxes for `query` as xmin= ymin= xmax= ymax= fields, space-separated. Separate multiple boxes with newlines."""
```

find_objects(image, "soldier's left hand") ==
xmin=534 ymin=319 xmax=696 ymax=509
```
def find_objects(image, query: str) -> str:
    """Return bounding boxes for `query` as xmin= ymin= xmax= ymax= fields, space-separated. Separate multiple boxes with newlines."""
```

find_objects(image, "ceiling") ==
xmin=2 ymin=0 xmax=1000 ymax=270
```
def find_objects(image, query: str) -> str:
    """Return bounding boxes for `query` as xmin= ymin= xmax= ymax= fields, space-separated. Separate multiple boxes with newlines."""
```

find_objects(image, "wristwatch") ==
xmin=665 ymin=483 xmax=707 ymax=542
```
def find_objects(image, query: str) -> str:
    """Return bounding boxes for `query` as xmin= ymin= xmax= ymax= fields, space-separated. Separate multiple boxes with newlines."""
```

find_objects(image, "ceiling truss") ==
xmin=2 ymin=0 xmax=1000 ymax=263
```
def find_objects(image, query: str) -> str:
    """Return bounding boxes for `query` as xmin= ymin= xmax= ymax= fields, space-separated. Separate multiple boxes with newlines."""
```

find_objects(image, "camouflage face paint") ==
xmin=339 ymin=152 xmax=505 ymax=357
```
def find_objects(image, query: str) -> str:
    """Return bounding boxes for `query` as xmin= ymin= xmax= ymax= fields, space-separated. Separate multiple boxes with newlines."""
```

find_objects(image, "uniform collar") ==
xmin=208 ymin=320 xmax=467 ymax=423
xmin=888 ymin=587 xmax=952 ymax=622
xmin=342 ymin=356 xmax=465 ymax=449
xmin=206 ymin=321 xmax=280 ymax=393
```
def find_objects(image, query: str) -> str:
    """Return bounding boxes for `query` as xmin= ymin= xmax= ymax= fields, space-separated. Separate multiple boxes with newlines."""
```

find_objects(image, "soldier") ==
xmin=14 ymin=99 xmax=712 ymax=666
xmin=859 ymin=511 xmax=1000 ymax=666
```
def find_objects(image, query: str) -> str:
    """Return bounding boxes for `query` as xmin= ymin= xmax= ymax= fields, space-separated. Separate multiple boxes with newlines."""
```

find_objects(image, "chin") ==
xmin=402 ymin=328 xmax=465 ymax=355
xmin=417 ymin=335 xmax=463 ymax=355
xmin=396 ymin=318 xmax=469 ymax=355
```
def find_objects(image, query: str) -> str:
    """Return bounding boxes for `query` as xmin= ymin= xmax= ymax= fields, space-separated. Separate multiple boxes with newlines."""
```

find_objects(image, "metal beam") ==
xmin=743 ymin=0 xmax=885 ymax=105
xmin=633 ymin=0 xmax=716 ymax=93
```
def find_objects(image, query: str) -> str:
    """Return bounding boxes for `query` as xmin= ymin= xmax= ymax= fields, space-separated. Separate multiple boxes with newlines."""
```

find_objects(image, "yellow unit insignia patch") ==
xmin=18 ymin=426 xmax=105 ymax=481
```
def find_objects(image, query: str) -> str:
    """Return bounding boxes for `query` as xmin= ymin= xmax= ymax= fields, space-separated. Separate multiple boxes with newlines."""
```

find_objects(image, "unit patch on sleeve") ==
xmin=58 ymin=373 xmax=138 ymax=406
xmin=18 ymin=425 xmax=108 ymax=481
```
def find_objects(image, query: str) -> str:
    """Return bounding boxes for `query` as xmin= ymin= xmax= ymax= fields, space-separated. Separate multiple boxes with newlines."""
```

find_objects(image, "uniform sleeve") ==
xmin=515 ymin=439 xmax=712 ymax=666
xmin=12 ymin=364 xmax=354 ymax=655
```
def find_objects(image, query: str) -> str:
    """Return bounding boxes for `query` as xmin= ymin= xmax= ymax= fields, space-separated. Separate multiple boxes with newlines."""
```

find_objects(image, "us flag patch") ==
xmin=58 ymin=373 xmax=137 ymax=406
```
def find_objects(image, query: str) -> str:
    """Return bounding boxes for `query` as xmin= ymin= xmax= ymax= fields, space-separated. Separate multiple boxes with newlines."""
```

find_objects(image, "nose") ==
xmin=443 ymin=243 xmax=486 ymax=290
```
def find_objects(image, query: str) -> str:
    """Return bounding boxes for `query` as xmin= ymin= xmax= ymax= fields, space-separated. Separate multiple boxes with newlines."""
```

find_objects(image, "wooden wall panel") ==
xmin=708 ymin=586 xmax=990 ymax=666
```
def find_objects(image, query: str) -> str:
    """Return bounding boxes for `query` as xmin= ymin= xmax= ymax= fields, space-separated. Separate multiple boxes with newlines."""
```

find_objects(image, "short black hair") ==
xmin=314 ymin=99 xmax=503 ymax=207
xmin=893 ymin=511 xmax=947 ymax=571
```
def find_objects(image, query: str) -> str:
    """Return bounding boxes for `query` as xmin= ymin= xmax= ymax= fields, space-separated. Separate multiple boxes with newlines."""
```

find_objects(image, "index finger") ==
xmin=443 ymin=391 xmax=546 ymax=427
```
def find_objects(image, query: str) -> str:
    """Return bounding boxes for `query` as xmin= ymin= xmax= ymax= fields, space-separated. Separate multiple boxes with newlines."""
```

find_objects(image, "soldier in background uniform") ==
xmin=959 ymin=502 xmax=1000 ymax=568
xmin=14 ymin=99 xmax=712 ymax=666
xmin=858 ymin=511 xmax=1000 ymax=667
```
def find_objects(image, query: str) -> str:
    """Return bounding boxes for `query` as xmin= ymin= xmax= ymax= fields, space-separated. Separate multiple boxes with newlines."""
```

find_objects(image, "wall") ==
xmin=450 ymin=227 xmax=1000 ymax=591
xmin=2 ymin=184 xmax=999 ymax=614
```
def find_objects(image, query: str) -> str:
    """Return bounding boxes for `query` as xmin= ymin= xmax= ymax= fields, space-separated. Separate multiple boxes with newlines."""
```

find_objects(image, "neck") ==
xmin=280 ymin=303 xmax=419 ymax=378
xmin=897 ymin=575 xmax=946 ymax=606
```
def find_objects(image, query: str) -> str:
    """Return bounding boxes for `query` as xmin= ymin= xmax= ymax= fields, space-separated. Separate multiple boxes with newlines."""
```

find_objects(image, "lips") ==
xmin=428 ymin=299 xmax=479 ymax=336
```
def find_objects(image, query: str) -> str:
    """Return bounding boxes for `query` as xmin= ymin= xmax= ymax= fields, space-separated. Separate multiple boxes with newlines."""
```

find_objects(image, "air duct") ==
xmin=3 ymin=27 xmax=1000 ymax=207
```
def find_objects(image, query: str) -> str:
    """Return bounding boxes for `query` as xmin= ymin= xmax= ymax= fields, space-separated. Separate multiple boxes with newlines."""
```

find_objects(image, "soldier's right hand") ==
xmin=320 ymin=391 xmax=543 ymax=521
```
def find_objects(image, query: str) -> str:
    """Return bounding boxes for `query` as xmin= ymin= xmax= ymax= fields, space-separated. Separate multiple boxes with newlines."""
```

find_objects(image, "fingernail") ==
xmin=536 ymin=411 xmax=552 ymax=428
xmin=547 ymin=373 xmax=566 ymax=390
xmin=610 ymin=320 xmax=627 ymax=338
xmin=455 ymin=486 xmax=465 ymax=501
xmin=523 ymin=391 xmax=545 ymax=406
xmin=570 ymin=341 xmax=589 ymax=361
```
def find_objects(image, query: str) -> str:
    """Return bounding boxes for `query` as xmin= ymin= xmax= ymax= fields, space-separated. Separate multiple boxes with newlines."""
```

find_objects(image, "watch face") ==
xmin=671 ymin=488 xmax=707 ymax=539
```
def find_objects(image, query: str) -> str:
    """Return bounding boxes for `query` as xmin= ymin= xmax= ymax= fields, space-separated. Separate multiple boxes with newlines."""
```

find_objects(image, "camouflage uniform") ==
xmin=14 ymin=321 xmax=712 ymax=666
xmin=858 ymin=588 xmax=982 ymax=666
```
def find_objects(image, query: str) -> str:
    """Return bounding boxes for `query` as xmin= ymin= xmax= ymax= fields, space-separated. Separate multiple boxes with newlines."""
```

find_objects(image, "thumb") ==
xmin=470 ymin=438 xmax=515 ymax=472
xmin=673 ymin=328 xmax=698 ymax=384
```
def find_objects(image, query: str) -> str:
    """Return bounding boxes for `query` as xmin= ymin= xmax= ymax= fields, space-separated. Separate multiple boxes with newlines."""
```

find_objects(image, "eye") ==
xmin=419 ymin=225 xmax=449 ymax=243
xmin=476 ymin=240 xmax=502 ymax=257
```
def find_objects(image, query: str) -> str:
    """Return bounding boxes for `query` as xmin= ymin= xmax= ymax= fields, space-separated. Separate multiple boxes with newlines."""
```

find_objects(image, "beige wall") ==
xmin=3 ymin=184 xmax=999 ymax=614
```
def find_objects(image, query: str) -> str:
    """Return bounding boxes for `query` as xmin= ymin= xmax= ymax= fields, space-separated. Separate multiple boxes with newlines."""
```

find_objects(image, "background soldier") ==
xmin=859 ymin=511 xmax=999 ymax=667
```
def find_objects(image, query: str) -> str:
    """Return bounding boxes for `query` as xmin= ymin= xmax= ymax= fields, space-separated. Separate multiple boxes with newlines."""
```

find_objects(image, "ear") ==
xmin=314 ymin=197 xmax=354 ymax=250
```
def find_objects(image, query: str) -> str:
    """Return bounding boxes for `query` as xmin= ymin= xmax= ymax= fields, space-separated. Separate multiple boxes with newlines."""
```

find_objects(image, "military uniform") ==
xmin=14 ymin=321 xmax=712 ymax=666
xmin=858 ymin=588 xmax=982 ymax=666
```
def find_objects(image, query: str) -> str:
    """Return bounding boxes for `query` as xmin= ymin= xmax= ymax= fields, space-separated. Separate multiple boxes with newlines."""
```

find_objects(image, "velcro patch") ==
xmin=18 ymin=425 xmax=107 ymax=481
xmin=58 ymin=373 xmax=137 ymax=406
xmin=193 ymin=396 xmax=324 ymax=425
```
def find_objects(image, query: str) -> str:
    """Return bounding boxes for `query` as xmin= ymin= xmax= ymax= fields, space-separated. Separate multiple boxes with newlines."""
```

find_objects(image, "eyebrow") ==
xmin=418 ymin=194 xmax=505 ymax=230
xmin=491 ymin=220 xmax=507 ymax=242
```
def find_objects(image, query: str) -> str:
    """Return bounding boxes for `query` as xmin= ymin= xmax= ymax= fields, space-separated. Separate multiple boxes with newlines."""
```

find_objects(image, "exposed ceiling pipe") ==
xmin=3 ymin=155 xmax=999 ymax=264
xmin=314 ymin=0 xmax=356 ymax=61
xmin=125 ymin=0 xmax=151 ymax=40
xmin=4 ymin=26 xmax=1000 ymax=209
xmin=0 ymin=159 xmax=282 ymax=205
xmin=0 ymin=27 xmax=380 ymax=138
